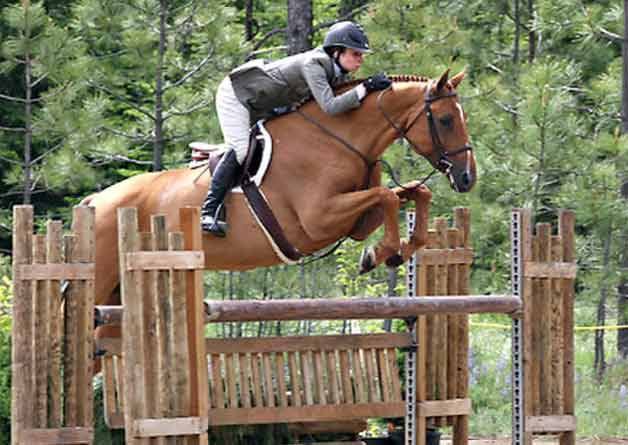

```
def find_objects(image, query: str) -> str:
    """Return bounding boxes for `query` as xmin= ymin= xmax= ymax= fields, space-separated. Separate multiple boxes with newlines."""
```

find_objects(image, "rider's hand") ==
xmin=363 ymin=73 xmax=392 ymax=93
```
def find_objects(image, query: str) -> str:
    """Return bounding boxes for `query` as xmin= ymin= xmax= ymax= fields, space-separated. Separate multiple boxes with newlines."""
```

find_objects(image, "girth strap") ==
xmin=241 ymin=177 xmax=304 ymax=264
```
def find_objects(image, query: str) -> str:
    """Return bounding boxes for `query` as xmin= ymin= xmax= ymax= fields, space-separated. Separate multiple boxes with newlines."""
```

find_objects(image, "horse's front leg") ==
xmin=385 ymin=182 xmax=432 ymax=267
xmin=304 ymin=187 xmax=401 ymax=273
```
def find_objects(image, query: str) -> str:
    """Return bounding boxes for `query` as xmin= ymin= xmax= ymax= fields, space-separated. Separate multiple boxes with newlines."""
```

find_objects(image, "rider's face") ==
xmin=338 ymin=49 xmax=365 ymax=73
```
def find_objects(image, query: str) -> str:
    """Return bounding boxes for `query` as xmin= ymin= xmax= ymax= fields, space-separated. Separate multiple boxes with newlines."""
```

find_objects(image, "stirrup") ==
xmin=200 ymin=214 xmax=227 ymax=237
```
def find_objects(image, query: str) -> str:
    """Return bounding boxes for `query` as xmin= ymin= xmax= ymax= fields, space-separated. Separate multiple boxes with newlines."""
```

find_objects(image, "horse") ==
xmin=82 ymin=69 xmax=475 ymax=310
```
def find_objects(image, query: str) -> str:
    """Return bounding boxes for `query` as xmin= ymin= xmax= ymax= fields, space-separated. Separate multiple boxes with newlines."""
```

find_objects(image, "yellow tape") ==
xmin=469 ymin=322 xmax=628 ymax=332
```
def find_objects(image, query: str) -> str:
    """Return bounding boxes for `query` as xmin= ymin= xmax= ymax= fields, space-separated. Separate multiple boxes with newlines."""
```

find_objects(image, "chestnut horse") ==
xmin=83 ymin=70 xmax=475 ymax=309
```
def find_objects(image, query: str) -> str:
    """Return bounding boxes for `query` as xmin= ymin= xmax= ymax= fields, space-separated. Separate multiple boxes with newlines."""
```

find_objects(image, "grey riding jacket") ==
xmin=229 ymin=47 xmax=361 ymax=123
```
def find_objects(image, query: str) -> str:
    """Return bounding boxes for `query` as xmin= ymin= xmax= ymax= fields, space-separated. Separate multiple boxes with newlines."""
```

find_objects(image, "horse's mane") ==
xmin=336 ymin=74 xmax=431 ymax=90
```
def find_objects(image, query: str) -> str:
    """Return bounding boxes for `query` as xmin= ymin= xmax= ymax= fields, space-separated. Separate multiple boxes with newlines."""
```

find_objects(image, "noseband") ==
xmin=377 ymin=81 xmax=473 ymax=175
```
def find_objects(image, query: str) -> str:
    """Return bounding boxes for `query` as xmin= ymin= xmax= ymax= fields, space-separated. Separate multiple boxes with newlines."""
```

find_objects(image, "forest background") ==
xmin=0 ymin=0 xmax=627 ymax=443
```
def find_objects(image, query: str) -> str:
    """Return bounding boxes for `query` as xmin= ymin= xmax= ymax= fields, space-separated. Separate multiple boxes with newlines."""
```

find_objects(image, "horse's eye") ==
xmin=439 ymin=115 xmax=453 ymax=128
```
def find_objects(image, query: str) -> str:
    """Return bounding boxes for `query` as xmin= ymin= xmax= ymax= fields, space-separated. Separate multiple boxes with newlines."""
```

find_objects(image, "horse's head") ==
xmin=387 ymin=70 xmax=476 ymax=193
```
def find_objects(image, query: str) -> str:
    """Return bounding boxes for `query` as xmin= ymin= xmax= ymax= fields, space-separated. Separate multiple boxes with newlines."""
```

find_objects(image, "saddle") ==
xmin=189 ymin=123 xmax=304 ymax=264
xmin=189 ymin=122 xmax=272 ymax=192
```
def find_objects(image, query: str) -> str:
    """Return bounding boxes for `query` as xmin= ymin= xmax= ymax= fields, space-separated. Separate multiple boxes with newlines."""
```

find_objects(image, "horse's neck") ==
xmin=342 ymin=83 xmax=426 ymax=160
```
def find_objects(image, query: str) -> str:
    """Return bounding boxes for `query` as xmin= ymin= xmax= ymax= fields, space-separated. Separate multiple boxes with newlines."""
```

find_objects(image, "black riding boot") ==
xmin=201 ymin=149 xmax=240 ymax=237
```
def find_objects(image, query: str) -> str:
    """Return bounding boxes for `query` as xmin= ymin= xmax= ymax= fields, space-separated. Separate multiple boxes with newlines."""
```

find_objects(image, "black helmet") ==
xmin=323 ymin=21 xmax=371 ymax=53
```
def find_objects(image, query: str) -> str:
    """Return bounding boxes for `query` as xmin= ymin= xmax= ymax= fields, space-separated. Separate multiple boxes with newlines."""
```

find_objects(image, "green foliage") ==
xmin=0 ymin=258 xmax=12 ymax=444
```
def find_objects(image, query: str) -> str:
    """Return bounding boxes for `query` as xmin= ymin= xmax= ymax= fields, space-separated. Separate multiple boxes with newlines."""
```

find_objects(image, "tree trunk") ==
xmin=338 ymin=0 xmax=369 ymax=17
xmin=153 ymin=0 xmax=167 ymax=172
xmin=527 ymin=0 xmax=536 ymax=63
xmin=287 ymin=0 xmax=313 ymax=55
xmin=618 ymin=0 xmax=628 ymax=359
xmin=23 ymin=56 xmax=33 ymax=204
xmin=595 ymin=227 xmax=612 ymax=380
xmin=513 ymin=0 xmax=521 ymax=64
xmin=245 ymin=0 xmax=255 ymax=41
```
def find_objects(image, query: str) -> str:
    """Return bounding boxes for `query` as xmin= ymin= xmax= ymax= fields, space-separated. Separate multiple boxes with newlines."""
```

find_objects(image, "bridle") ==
xmin=376 ymin=80 xmax=473 ymax=183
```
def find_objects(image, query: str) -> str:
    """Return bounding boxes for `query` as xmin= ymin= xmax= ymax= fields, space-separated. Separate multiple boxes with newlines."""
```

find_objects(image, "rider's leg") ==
xmin=201 ymin=76 xmax=250 ymax=236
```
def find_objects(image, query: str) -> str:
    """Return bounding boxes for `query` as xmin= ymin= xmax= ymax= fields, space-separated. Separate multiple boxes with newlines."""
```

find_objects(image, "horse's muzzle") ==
xmin=448 ymin=168 xmax=475 ymax=193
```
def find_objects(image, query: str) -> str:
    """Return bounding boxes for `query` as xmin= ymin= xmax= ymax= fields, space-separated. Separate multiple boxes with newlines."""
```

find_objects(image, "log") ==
xmin=96 ymin=295 xmax=519 ymax=326
xmin=203 ymin=296 xmax=520 ymax=322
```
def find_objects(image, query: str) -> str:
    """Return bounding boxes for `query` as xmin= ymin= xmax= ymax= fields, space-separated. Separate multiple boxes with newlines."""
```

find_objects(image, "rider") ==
xmin=200 ymin=21 xmax=392 ymax=236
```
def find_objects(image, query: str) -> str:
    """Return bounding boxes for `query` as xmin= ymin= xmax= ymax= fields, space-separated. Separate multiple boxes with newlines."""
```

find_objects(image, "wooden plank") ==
xmin=117 ymin=208 xmax=146 ymax=445
xmin=250 ymin=353 xmax=263 ymax=407
xmin=301 ymin=351 xmax=314 ymax=405
xmin=523 ymin=262 xmax=577 ymax=279
xmin=179 ymin=207 xmax=210 ymax=445
xmin=415 ymin=248 xmax=474 ymax=265
xmin=453 ymin=207 xmax=471 ymax=445
xmin=435 ymin=216 xmax=449 ymax=427
xmin=63 ymin=235 xmax=79 ymax=427
xmin=377 ymin=349 xmax=391 ymax=403
xmin=125 ymin=251 xmax=205 ymax=270
xmin=352 ymin=349 xmax=366 ymax=404
xmin=239 ymin=353 xmax=252 ymax=409
xmin=538 ymin=223 xmax=553 ymax=415
xmin=208 ymin=402 xmax=406 ymax=426
xmin=134 ymin=417 xmax=208 ymax=437
xmin=418 ymin=398 xmax=472 ymax=417
xmin=19 ymin=427 xmax=93 ymax=444
xmin=11 ymin=206 xmax=34 ymax=445
xmin=339 ymin=350 xmax=353 ymax=404
xmin=415 ymin=221 xmax=429 ymax=445
xmin=205 ymin=333 xmax=413 ymax=354
xmin=313 ymin=351 xmax=326 ymax=404
xmin=551 ymin=235 xmax=565 ymax=414
xmin=364 ymin=349 xmax=379 ymax=403
xmin=387 ymin=348 xmax=402 ymax=402
xmin=115 ymin=356 xmax=126 ymax=426
xmin=169 ymin=233 xmax=191 ymax=422
xmin=33 ymin=235 xmax=49 ymax=429
xmin=446 ymin=228 xmax=460 ymax=426
xmin=225 ymin=353 xmax=238 ymax=408
xmin=210 ymin=355 xmax=225 ymax=409
xmin=103 ymin=356 xmax=118 ymax=429
xmin=46 ymin=220 xmax=63 ymax=429
xmin=326 ymin=351 xmax=340 ymax=404
xmin=276 ymin=352 xmax=288 ymax=407
xmin=526 ymin=415 xmax=577 ymax=432
xmin=288 ymin=352 xmax=302 ymax=406
xmin=14 ymin=263 xmax=95 ymax=280
xmin=262 ymin=353 xmax=275 ymax=407
xmin=139 ymin=231 xmax=162 ymax=444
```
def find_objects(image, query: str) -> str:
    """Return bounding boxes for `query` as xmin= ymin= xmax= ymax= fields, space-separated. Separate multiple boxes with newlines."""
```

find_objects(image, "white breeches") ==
xmin=216 ymin=76 xmax=251 ymax=165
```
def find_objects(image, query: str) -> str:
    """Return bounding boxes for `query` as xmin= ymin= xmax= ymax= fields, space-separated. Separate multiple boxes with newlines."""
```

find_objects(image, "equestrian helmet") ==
xmin=323 ymin=21 xmax=371 ymax=53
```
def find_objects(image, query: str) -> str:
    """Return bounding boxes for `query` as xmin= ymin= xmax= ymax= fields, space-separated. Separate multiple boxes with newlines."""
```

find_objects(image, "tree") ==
xmin=287 ymin=0 xmax=312 ymax=55
xmin=72 ymin=0 xmax=243 ymax=173
xmin=618 ymin=0 xmax=628 ymax=358
xmin=0 ymin=0 xmax=83 ymax=204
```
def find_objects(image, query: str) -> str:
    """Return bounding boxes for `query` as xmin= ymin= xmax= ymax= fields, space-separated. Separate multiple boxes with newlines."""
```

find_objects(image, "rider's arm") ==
xmin=302 ymin=59 xmax=363 ymax=115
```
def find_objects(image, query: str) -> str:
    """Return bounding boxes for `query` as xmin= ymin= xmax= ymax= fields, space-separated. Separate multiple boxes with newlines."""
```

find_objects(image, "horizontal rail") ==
xmin=95 ymin=295 xmax=520 ymax=326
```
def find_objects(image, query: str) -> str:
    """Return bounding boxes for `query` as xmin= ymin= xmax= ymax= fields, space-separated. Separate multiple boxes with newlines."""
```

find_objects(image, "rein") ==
xmin=376 ymin=80 xmax=473 ymax=183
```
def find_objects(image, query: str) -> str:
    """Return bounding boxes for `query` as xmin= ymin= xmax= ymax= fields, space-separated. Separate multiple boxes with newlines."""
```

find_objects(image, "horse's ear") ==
xmin=436 ymin=69 xmax=450 ymax=92
xmin=450 ymin=71 xmax=466 ymax=89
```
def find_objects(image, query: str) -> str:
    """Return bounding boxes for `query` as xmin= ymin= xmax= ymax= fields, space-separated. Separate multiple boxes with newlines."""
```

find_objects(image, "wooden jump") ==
xmin=11 ymin=206 xmax=95 ymax=445
xmin=11 ymin=205 xmax=576 ymax=445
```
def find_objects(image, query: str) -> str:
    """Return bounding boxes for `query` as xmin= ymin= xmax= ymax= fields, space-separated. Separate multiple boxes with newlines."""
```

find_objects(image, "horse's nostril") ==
xmin=459 ymin=171 xmax=473 ymax=190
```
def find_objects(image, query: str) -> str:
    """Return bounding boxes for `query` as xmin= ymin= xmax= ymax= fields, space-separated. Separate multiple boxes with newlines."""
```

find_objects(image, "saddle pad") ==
xmin=188 ymin=121 xmax=273 ymax=193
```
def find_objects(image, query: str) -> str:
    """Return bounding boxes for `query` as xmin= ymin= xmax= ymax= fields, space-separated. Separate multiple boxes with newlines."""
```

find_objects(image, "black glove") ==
xmin=363 ymin=73 xmax=392 ymax=93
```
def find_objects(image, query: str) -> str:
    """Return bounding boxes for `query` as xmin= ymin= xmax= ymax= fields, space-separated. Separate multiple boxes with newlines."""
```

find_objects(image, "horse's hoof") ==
xmin=359 ymin=247 xmax=376 ymax=274
xmin=385 ymin=254 xmax=404 ymax=268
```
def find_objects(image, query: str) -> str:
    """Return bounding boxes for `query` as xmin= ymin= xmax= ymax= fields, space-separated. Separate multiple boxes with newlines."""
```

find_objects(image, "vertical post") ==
xmin=118 ymin=207 xmax=146 ymax=445
xmin=453 ymin=207 xmax=470 ymax=445
xmin=72 ymin=206 xmax=96 ymax=427
xmin=47 ymin=220 xmax=64 ymax=428
xmin=33 ymin=234 xmax=49 ymax=427
xmin=180 ymin=207 xmax=210 ymax=445
xmin=559 ymin=210 xmax=575 ymax=445
xmin=511 ymin=209 xmax=525 ymax=445
xmin=11 ymin=206 xmax=34 ymax=445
